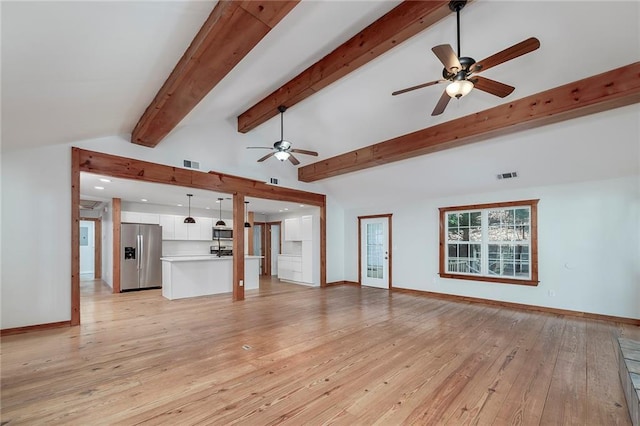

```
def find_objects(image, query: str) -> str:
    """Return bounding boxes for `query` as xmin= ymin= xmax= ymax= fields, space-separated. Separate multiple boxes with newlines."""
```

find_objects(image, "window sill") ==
xmin=439 ymin=273 xmax=539 ymax=287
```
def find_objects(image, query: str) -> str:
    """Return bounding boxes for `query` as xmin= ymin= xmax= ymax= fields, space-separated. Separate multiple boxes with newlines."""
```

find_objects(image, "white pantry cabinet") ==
xmin=284 ymin=217 xmax=301 ymax=241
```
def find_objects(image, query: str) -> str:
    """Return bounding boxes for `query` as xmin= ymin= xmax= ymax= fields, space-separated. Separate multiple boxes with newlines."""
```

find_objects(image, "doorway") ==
xmin=359 ymin=214 xmax=392 ymax=289
xmin=254 ymin=222 xmax=281 ymax=276
xmin=79 ymin=217 xmax=102 ymax=280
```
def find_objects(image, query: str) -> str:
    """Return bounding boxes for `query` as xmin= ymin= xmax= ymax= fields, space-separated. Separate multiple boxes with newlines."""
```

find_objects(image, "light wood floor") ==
xmin=2 ymin=278 xmax=639 ymax=425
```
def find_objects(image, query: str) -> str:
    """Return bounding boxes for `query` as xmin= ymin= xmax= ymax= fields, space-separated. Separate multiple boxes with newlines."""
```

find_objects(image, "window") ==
xmin=439 ymin=199 xmax=539 ymax=286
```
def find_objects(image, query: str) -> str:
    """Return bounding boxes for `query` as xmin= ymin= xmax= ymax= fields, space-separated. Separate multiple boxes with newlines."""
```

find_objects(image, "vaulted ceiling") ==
xmin=2 ymin=1 xmax=639 ymax=210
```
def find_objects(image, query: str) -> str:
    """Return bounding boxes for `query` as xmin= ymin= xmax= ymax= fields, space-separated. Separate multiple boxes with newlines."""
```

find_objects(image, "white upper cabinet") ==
xmin=159 ymin=215 xmax=175 ymax=240
xmin=121 ymin=211 xmax=159 ymax=224
xmin=284 ymin=217 xmax=302 ymax=241
xmin=198 ymin=217 xmax=214 ymax=240
xmin=301 ymin=215 xmax=312 ymax=240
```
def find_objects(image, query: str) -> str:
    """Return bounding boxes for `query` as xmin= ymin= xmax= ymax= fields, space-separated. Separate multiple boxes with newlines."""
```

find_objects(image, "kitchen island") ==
xmin=160 ymin=255 xmax=263 ymax=300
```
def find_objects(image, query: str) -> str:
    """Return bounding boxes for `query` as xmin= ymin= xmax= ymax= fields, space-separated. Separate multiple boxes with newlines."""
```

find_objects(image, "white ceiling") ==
xmin=3 ymin=1 xmax=639 ymax=210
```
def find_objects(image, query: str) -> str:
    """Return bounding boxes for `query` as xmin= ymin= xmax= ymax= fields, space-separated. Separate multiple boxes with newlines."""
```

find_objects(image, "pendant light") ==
xmin=215 ymin=197 xmax=226 ymax=227
xmin=184 ymin=194 xmax=196 ymax=223
xmin=244 ymin=201 xmax=251 ymax=228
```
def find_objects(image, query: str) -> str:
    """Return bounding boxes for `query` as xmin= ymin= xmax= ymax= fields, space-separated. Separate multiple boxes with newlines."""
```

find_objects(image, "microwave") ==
xmin=213 ymin=228 xmax=233 ymax=240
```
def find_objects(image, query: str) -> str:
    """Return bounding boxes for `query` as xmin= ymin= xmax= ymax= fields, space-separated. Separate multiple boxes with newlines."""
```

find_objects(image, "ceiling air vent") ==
xmin=497 ymin=171 xmax=518 ymax=180
xmin=183 ymin=160 xmax=200 ymax=170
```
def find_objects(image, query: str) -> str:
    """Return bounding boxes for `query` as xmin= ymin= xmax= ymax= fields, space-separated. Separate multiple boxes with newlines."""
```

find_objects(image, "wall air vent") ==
xmin=183 ymin=160 xmax=200 ymax=170
xmin=497 ymin=171 xmax=518 ymax=180
xmin=268 ymin=177 xmax=279 ymax=185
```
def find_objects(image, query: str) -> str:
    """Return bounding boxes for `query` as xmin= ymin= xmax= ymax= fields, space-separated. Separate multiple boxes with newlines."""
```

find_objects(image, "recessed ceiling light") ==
xmin=299 ymin=204 xmax=305 ymax=207
xmin=284 ymin=208 xmax=289 ymax=211
xmin=141 ymin=199 xmax=148 ymax=202
xmin=205 ymin=207 xmax=211 ymax=210
xmin=94 ymin=186 xmax=104 ymax=190
xmin=216 ymin=200 xmax=220 ymax=203
xmin=177 ymin=204 xmax=183 ymax=207
xmin=99 ymin=178 xmax=111 ymax=183
xmin=279 ymin=209 xmax=283 ymax=212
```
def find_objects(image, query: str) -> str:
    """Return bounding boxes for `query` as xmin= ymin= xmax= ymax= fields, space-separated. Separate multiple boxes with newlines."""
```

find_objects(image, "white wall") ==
xmin=343 ymin=176 xmax=640 ymax=319
xmin=1 ymin=145 xmax=72 ymax=328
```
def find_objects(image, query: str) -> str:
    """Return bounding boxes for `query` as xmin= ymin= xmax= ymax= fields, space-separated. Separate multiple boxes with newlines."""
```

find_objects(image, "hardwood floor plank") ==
xmin=491 ymin=314 xmax=565 ymax=425
xmin=0 ymin=279 xmax=634 ymax=425
xmin=539 ymin=318 xmax=588 ymax=425
xmin=586 ymin=320 xmax=631 ymax=425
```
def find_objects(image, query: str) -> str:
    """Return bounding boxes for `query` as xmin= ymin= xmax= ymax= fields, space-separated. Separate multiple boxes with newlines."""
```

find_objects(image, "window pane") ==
xmin=470 ymin=211 xmax=481 ymax=226
xmin=469 ymin=226 xmax=482 ymax=241
xmin=366 ymin=223 xmax=384 ymax=279
xmin=460 ymin=212 xmax=470 ymax=226
xmin=447 ymin=243 xmax=480 ymax=275
xmin=448 ymin=229 xmax=463 ymax=241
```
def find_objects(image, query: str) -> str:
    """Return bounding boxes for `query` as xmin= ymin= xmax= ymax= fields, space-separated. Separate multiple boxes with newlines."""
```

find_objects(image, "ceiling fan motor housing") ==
xmin=442 ymin=56 xmax=476 ymax=80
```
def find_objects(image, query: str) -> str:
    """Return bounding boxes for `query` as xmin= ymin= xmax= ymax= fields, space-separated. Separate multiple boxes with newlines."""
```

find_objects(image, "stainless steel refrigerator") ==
xmin=120 ymin=224 xmax=162 ymax=291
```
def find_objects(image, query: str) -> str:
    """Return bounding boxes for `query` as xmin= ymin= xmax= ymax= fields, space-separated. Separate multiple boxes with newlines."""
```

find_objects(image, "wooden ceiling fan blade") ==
xmin=432 ymin=44 xmax=462 ymax=73
xmin=431 ymin=90 xmax=451 ymax=116
xmin=246 ymin=146 xmax=273 ymax=150
xmin=472 ymin=37 xmax=540 ymax=73
xmin=288 ymin=154 xmax=300 ymax=165
xmin=392 ymin=80 xmax=442 ymax=96
xmin=472 ymin=76 xmax=515 ymax=98
xmin=291 ymin=148 xmax=318 ymax=156
xmin=257 ymin=152 xmax=276 ymax=162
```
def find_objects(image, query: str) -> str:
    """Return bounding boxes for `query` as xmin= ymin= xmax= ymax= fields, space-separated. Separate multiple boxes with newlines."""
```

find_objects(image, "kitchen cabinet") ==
xmin=121 ymin=211 xmax=159 ymax=224
xmin=301 ymin=241 xmax=312 ymax=282
xmin=284 ymin=217 xmax=301 ymax=241
xmin=198 ymin=217 xmax=213 ymax=240
xmin=174 ymin=216 xmax=214 ymax=241
xmin=277 ymin=255 xmax=302 ymax=282
xmin=159 ymin=215 xmax=175 ymax=240
xmin=301 ymin=215 xmax=312 ymax=240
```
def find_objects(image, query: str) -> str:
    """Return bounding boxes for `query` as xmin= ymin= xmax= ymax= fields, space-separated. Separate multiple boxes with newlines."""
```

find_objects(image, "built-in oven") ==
xmin=212 ymin=227 xmax=233 ymax=240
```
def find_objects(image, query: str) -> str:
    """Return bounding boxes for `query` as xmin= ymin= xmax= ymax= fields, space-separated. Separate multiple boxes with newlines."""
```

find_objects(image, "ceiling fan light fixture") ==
xmin=274 ymin=151 xmax=290 ymax=161
xmin=446 ymin=79 xmax=474 ymax=99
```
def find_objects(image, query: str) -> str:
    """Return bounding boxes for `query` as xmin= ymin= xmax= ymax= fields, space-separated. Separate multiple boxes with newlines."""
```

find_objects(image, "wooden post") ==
xmin=233 ymin=194 xmax=245 ymax=301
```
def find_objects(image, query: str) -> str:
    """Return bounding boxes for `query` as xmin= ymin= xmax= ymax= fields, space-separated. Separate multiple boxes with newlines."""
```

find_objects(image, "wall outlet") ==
xmin=239 ymin=280 xmax=244 ymax=287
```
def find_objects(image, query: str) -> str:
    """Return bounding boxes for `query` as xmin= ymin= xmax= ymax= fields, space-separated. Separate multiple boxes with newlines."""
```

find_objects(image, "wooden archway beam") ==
xmin=298 ymin=62 xmax=640 ymax=182
xmin=237 ymin=1 xmax=453 ymax=133
xmin=132 ymin=1 xmax=300 ymax=147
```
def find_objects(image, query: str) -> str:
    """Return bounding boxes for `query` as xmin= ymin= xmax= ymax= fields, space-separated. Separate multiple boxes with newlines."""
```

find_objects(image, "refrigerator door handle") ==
xmin=139 ymin=234 xmax=144 ymax=270
xmin=137 ymin=234 xmax=141 ymax=270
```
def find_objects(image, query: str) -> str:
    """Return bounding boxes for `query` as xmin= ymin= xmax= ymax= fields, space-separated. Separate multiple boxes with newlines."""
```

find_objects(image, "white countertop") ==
xmin=161 ymin=255 xmax=264 ymax=262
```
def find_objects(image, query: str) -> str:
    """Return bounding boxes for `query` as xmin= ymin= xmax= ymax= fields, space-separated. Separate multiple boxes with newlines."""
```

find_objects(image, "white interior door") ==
xmin=360 ymin=217 xmax=390 ymax=289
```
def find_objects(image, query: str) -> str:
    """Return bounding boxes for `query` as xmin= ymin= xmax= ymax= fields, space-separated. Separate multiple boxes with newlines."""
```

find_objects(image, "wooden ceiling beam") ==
xmin=131 ymin=0 xmax=300 ymax=148
xmin=237 ymin=1 xmax=453 ymax=134
xmin=76 ymin=148 xmax=325 ymax=206
xmin=298 ymin=62 xmax=640 ymax=182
